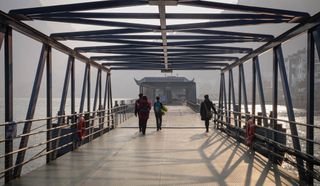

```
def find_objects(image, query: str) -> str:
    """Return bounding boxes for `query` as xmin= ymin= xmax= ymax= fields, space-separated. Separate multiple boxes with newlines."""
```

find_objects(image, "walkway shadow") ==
xmin=198 ymin=129 xmax=299 ymax=186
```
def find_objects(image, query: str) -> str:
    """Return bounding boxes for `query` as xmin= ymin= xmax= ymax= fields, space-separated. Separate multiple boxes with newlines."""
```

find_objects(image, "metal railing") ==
xmin=0 ymin=104 xmax=134 ymax=181
xmin=213 ymin=108 xmax=320 ymax=181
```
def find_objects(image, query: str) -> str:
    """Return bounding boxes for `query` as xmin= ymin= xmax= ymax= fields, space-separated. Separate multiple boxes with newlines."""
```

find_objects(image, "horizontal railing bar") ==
xmin=215 ymin=117 xmax=320 ymax=165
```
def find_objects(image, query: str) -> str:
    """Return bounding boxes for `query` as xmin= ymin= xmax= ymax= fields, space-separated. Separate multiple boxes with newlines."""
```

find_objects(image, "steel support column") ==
xmin=52 ymin=56 xmax=74 ymax=160
xmin=46 ymin=46 xmax=52 ymax=163
xmin=254 ymin=57 xmax=268 ymax=127
xmin=240 ymin=64 xmax=249 ymax=118
xmin=70 ymin=57 xmax=76 ymax=150
xmin=275 ymin=45 xmax=305 ymax=180
xmin=229 ymin=70 xmax=236 ymax=127
xmin=228 ymin=71 xmax=231 ymax=126
xmin=238 ymin=65 xmax=242 ymax=128
xmin=79 ymin=64 xmax=89 ymax=113
xmin=222 ymin=73 xmax=227 ymax=126
xmin=271 ymin=47 xmax=278 ymax=162
xmin=218 ymin=74 xmax=223 ymax=124
xmin=306 ymin=29 xmax=315 ymax=185
xmin=92 ymin=69 xmax=101 ymax=133
xmin=4 ymin=26 xmax=13 ymax=183
xmin=252 ymin=58 xmax=256 ymax=122
xmin=14 ymin=44 xmax=48 ymax=177
xmin=0 ymin=25 xmax=4 ymax=49
xmin=108 ymin=74 xmax=114 ymax=128
xmin=87 ymin=65 xmax=92 ymax=141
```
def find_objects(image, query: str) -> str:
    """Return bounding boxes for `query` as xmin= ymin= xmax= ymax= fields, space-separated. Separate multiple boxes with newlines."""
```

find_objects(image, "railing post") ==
xmin=14 ymin=44 xmax=48 ymax=177
xmin=306 ymin=29 xmax=315 ymax=185
xmin=275 ymin=45 xmax=305 ymax=181
xmin=4 ymin=25 xmax=13 ymax=183
xmin=46 ymin=46 xmax=52 ymax=163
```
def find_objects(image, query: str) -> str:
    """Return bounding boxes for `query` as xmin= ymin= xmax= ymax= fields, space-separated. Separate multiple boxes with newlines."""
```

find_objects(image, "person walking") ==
xmin=138 ymin=96 xmax=151 ymax=135
xmin=200 ymin=95 xmax=217 ymax=133
xmin=153 ymin=96 xmax=164 ymax=131
xmin=135 ymin=93 xmax=143 ymax=133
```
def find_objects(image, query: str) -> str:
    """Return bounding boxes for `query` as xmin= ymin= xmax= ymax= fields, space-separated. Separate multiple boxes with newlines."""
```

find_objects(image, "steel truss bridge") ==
xmin=0 ymin=0 xmax=320 ymax=185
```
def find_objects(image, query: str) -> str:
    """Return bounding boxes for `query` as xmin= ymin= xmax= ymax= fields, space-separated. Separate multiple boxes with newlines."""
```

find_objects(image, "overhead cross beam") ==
xmin=158 ymin=0 xmax=168 ymax=69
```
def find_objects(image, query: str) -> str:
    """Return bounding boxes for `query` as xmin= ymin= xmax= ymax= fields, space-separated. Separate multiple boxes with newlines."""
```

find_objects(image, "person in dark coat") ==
xmin=138 ymin=96 xmax=151 ymax=135
xmin=200 ymin=95 xmax=217 ymax=133
xmin=135 ymin=93 xmax=143 ymax=132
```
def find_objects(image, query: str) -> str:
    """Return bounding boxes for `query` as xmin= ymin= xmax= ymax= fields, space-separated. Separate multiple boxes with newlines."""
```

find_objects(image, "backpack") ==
xmin=154 ymin=102 xmax=162 ymax=113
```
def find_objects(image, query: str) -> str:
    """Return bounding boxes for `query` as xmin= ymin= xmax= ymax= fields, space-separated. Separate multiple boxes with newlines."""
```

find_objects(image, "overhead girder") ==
xmin=52 ymin=28 xmax=274 ymax=41
xmin=7 ymin=0 xmax=311 ymax=71
xmin=75 ymin=45 xmax=252 ymax=53
xmin=28 ymin=12 xmax=292 ymax=21
xmin=91 ymin=55 xmax=238 ymax=61
xmin=102 ymin=62 xmax=229 ymax=66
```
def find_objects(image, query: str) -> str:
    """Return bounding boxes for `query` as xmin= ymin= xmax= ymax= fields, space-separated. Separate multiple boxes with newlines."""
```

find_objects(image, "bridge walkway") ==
xmin=7 ymin=106 xmax=298 ymax=186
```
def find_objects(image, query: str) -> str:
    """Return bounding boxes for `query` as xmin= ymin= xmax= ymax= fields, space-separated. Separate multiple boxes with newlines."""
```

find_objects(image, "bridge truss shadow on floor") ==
xmin=7 ymin=119 xmax=299 ymax=185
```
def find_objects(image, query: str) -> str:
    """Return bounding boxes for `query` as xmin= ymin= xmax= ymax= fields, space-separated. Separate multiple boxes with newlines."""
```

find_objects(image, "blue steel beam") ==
xmin=75 ymin=45 xmax=252 ymax=53
xmin=71 ymin=37 xmax=270 ymax=44
xmin=181 ymin=29 xmax=274 ymax=40
xmin=102 ymin=62 xmax=229 ymax=66
xmin=0 ymin=29 xmax=3 ymax=50
xmin=83 ymin=49 xmax=248 ymax=55
xmin=254 ymin=57 xmax=268 ymax=127
xmin=88 ymin=51 xmax=238 ymax=57
xmin=14 ymin=45 xmax=49 ymax=177
xmin=229 ymin=70 xmax=237 ymax=127
xmin=0 ymin=11 xmax=108 ymax=72
xmin=110 ymin=67 xmax=221 ymax=70
xmin=56 ymin=35 xmax=272 ymax=41
xmin=51 ymin=28 xmax=151 ymax=40
xmin=167 ymin=19 xmax=286 ymax=30
xmin=29 ymin=12 xmax=291 ymax=20
xmin=35 ymin=17 xmax=158 ymax=30
xmin=46 ymin=46 xmax=53 ymax=163
xmin=179 ymin=0 xmax=309 ymax=21
xmin=306 ymin=29 xmax=315 ymax=185
xmin=223 ymin=11 xmax=320 ymax=72
xmin=222 ymin=73 xmax=228 ymax=125
xmin=91 ymin=56 xmax=238 ymax=61
xmin=240 ymin=64 xmax=249 ymax=115
xmin=79 ymin=64 xmax=89 ymax=113
xmin=9 ymin=0 xmax=147 ymax=17
xmin=238 ymin=65 xmax=242 ymax=128
xmin=4 ymin=26 xmax=13 ymax=183
xmin=52 ymin=56 xmax=74 ymax=160
xmin=275 ymin=45 xmax=305 ymax=180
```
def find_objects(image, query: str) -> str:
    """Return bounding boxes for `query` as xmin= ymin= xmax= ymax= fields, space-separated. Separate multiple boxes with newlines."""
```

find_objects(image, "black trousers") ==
xmin=139 ymin=119 xmax=143 ymax=132
xmin=205 ymin=119 xmax=210 ymax=132
xmin=155 ymin=113 xmax=162 ymax=130
xmin=141 ymin=121 xmax=148 ymax=135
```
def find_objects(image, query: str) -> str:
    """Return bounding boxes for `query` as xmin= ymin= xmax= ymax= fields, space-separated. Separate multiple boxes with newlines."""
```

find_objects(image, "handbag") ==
xmin=204 ymin=103 xmax=213 ymax=119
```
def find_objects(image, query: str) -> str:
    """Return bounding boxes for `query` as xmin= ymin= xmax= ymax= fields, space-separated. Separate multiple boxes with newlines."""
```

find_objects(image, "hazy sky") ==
xmin=0 ymin=0 xmax=319 ymax=100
